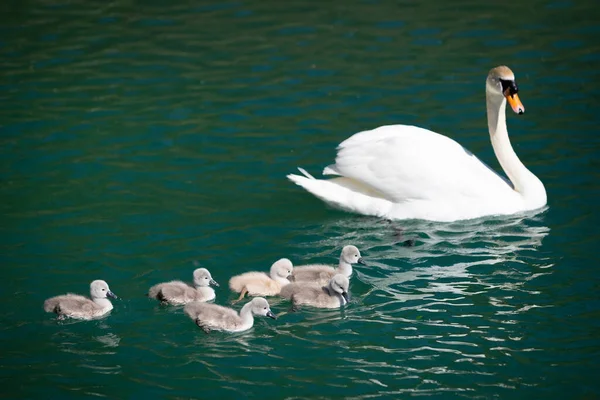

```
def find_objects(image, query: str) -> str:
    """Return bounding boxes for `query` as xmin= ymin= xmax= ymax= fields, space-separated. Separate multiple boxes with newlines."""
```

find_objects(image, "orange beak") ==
xmin=504 ymin=90 xmax=525 ymax=114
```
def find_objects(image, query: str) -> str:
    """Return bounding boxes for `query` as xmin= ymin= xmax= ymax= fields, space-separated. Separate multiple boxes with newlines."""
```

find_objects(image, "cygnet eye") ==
xmin=102 ymin=288 xmax=106 ymax=291
xmin=264 ymin=307 xmax=267 ymax=310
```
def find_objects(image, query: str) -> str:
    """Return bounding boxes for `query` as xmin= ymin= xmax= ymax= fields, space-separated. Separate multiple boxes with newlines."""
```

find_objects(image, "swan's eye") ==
xmin=499 ymin=78 xmax=518 ymax=95
xmin=264 ymin=307 xmax=267 ymax=310
xmin=102 ymin=288 xmax=105 ymax=291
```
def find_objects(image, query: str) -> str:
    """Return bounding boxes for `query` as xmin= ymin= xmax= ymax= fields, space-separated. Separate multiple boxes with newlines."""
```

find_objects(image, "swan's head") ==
xmin=270 ymin=258 xmax=294 ymax=279
xmin=341 ymin=245 xmax=366 ymax=265
xmin=329 ymin=274 xmax=350 ymax=303
xmin=250 ymin=297 xmax=277 ymax=319
xmin=193 ymin=268 xmax=219 ymax=288
xmin=90 ymin=280 xmax=117 ymax=300
xmin=486 ymin=65 xmax=525 ymax=114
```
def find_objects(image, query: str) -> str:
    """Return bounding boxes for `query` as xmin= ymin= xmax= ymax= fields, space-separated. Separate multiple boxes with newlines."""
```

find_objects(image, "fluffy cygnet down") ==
xmin=280 ymin=274 xmax=350 ymax=310
xmin=228 ymin=258 xmax=293 ymax=303
xmin=184 ymin=297 xmax=276 ymax=333
xmin=292 ymin=245 xmax=365 ymax=286
xmin=44 ymin=280 xmax=118 ymax=320
xmin=148 ymin=268 xmax=218 ymax=305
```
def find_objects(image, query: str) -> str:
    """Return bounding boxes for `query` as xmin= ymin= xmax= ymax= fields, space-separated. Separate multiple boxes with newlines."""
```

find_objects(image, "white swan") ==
xmin=287 ymin=66 xmax=546 ymax=222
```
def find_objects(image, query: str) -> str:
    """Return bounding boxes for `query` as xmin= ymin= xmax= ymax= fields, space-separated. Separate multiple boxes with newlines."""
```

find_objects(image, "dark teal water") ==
xmin=2 ymin=0 xmax=599 ymax=398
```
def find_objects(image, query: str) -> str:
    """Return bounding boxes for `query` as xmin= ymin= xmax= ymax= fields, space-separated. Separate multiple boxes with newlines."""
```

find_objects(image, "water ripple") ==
xmin=2 ymin=0 xmax=598 ymax=398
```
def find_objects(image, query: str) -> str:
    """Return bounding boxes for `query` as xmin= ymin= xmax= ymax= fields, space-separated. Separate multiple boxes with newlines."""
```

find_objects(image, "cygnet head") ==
xmin=486 ymin=65 xmax=524 ymax=114
xmin=270 ymin=258 xmax=293 ymax=279
xmin=193 ymin=268 xmax=219 ymax=288
xmin=329 ymin=274 xmax=350 ymax=303
xmin=90 ymin=280 xmax=117 ymax=300
xmin=341 ymin=245 xmax=366 ymax=265
xmin=249 ymin=297 xmax=277 ymax=319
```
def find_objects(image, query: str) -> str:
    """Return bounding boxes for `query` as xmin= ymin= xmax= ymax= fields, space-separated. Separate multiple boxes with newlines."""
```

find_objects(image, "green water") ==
xmin=1 ymin=0 xmax=599 ymax=398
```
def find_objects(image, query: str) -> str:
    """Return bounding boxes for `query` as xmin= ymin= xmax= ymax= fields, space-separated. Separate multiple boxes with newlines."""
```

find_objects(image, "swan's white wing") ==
xmin=328 ymin=124 xmax=512 ymax=203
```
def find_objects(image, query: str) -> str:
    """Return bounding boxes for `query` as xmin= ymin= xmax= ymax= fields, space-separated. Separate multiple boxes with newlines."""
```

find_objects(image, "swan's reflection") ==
xmin=48 ymin=327 xmax=122 ymax=376
xmin=51 ymin=328 xmax=121 ymax=355
xmin=94 ymin=332 xmax=121 ymax=348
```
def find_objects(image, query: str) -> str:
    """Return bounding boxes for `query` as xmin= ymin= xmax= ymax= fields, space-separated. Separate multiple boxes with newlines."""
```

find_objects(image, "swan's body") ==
xmin=292 ymin=245 xmax=364 ymax=286
xmin=280 ymin=274 xmax=350 ymax=309
xmin=44 ymin=280 xmax=118 ymax=320
xmin=148 ymin=268 xmax=218 ymax=305
xmin=288 ymin=66 xmax=546 ymax=222
xmin=229 ymin=258 xmax=293 ymax=302
xmin=184 ymin=297 xmax=276 ymax=333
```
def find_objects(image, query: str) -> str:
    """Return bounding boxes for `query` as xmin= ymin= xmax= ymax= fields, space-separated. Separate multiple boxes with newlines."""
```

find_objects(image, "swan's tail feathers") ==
xmin=287 ymin=174 xmax=391 ymax=217
xmin=43 ymin=297 xmax=60 ymax=313
xmin=147 ymin=284 xmax=163 ymax=299
xmin=296 ymin=167 xmax=315 ymax=179
xmin=287 ymin=169 xmax=314 ymax=199
xmin=323 ymin=164 xmax=341 ymax=176
xmin=287 ymin=174 xmax=392 ymax=216
xmin=228 ymin=275 xmax=245 ymax=293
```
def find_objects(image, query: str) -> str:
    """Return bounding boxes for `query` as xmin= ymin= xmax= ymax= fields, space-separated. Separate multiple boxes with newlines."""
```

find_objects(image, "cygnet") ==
xmin=228 ymin=258 xmax=293 ymax=303
xmin=148 ymin=268 xmax=218 ymax=305
xmin=292 ymin=245 xmax=365 ymax=286
xmin=184 ymin=296 xmax=276 ymax=333
xmin=280 ymin=274 xmax=350 ymax=310
xmin=44 ymin=280 xmax=118 ymax=320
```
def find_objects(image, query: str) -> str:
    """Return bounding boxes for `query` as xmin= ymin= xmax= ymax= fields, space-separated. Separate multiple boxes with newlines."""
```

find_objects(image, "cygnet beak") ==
xmin=342 ymin=292 xmax=349 ymax=303
xmin=107 ymin=290 xmax=118 ymax=299
xmin=357 ymin=257 xmax=367 ymax=265
xmin=210 ymin=279 xmax=219 ymax=287
xmin=266 ymin=310 xmax=277 ymax=319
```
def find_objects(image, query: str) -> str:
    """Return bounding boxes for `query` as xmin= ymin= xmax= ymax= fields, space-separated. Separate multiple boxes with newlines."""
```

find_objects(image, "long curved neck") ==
xmin=197 ymin=286 xmax=215 ymax=296
xmin=486 ymin=91 xmax=545 ymax=203
xmin=270 ymin=271 xmax=290 ymax=285
xmin=336 ymin=259 xmax=352 ymax=277
xmin=92 ymin=297 xmax=113 ymax=310
xmin=194 ymin=282 xmax=210 ymax=290
xmin=239 ymin=302 xmax=255 ymax=327
xmin=326 ymin=284 xmax=347 ymax=305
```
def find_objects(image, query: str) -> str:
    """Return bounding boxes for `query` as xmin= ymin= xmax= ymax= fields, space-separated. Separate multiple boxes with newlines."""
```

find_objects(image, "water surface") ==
xmin=1 ymin=0 xmax=599 ymax=398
